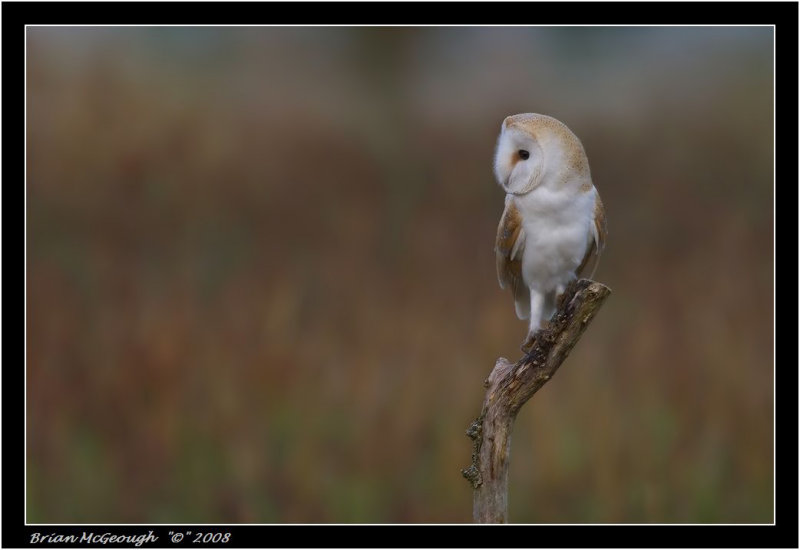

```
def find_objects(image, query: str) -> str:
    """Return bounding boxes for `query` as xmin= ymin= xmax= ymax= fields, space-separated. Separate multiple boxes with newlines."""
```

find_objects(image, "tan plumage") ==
xmin=495 ymin=199 xmax=529 ymax=319
xmin=493 ymin=113 xmax=607 ymax=347
xmin=575 ymin=194 xmax=607 ymax=278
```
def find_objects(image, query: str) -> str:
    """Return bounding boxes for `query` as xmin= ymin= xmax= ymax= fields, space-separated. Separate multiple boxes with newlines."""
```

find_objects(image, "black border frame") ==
xmin=7 ymin=2 xmax=797 ymax=548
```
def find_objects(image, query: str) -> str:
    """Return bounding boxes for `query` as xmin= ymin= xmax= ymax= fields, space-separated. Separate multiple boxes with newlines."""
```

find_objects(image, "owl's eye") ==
xmin=518 ymin=150 xmax=530 ymax=160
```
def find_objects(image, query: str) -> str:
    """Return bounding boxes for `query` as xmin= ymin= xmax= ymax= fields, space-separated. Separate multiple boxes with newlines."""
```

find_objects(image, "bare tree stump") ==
xmin=462 ymin=278 xmax=611 ymax=523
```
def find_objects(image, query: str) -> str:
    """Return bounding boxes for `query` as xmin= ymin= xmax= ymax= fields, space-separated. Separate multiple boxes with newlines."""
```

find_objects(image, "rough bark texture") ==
xmin=462 ymin=278 xmax=611 ymax=523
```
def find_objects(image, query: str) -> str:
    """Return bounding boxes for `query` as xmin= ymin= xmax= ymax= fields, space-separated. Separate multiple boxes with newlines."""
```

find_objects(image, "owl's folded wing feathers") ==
xmin=495 ymin=199 xmax=530 ymax=319
xmin=577 ymin=194 xmax=607 ymax=279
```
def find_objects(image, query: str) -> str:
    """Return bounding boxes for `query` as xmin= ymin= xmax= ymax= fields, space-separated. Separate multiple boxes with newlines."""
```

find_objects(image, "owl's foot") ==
xmin=520 ymin=321 xmax=551 ymax=355
xmin=520 ymin=328 xmax=541 ymax=354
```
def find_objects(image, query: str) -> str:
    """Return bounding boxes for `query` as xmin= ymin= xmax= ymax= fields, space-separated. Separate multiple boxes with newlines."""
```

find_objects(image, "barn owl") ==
xmin=494 ymin=113 xmax=607 ymax=350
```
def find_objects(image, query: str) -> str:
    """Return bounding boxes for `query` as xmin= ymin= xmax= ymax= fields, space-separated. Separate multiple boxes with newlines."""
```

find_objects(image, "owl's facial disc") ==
xmin=494 ymin=128 xmax=543 ymax=195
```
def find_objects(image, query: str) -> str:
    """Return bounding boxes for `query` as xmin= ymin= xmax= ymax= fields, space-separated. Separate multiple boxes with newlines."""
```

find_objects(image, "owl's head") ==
xmin=493 ymin=113 xmax=591 ymax=195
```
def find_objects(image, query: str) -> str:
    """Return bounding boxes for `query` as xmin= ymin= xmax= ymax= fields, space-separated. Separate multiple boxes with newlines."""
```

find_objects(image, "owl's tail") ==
xmin=514 ymin=285 xmax=530 ymax=320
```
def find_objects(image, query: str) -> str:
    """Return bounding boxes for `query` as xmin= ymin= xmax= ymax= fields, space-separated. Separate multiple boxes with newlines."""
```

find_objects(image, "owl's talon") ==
xmin=520 ymin=331 xmax=537 ymax=354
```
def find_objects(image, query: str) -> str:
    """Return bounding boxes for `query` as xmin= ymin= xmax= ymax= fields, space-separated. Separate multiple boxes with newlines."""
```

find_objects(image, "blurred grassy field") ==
xmin=26 ymin=27 xmax=773 ymax=523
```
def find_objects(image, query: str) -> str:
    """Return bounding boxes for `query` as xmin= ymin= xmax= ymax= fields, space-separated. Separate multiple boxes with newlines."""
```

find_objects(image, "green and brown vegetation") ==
xmin=26 ymin=27 xmax=773 ymax=523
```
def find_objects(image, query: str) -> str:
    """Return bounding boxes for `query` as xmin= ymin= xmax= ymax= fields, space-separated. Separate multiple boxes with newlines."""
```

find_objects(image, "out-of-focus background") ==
xmin=26 ymin=27 xmax=773 ymax=523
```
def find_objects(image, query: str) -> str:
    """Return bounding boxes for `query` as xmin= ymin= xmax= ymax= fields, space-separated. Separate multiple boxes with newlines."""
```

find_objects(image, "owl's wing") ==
xmin=496 ymin=197 xmax=530 ymax=319
xmin=577 ymin=193 xmax=607 ymax=279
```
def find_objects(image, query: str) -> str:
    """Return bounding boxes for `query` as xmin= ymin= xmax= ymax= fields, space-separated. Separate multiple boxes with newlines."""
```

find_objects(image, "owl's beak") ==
xmin=502 ymin=172 xmax=515 ymax=193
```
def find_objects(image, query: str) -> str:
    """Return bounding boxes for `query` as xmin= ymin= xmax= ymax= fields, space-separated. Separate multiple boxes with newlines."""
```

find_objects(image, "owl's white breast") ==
xmin=512 ymin=185 xmax=595 ymax=292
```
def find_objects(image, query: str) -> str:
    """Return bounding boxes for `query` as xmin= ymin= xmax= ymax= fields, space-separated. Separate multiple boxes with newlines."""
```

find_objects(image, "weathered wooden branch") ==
xmin=462 ymin=278 xmax=611 ymax=523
